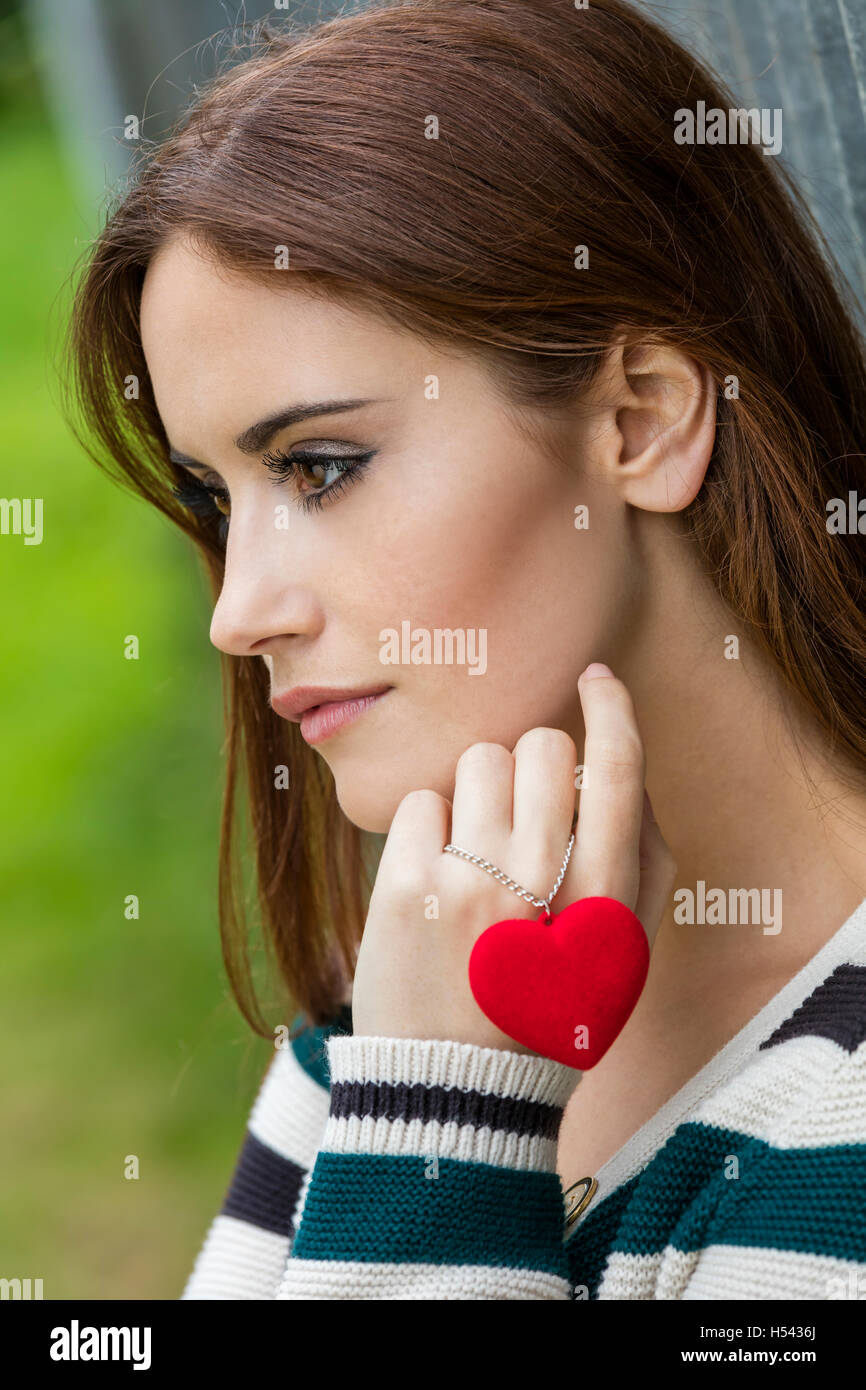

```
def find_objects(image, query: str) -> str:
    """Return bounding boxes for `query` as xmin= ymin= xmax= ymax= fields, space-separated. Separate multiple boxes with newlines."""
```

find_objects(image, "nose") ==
xmin=208 ymin=521 xmax=322 ymax=658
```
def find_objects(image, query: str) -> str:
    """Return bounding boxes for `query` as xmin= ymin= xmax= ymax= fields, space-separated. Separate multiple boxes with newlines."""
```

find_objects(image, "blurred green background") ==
xmin=0 ymin=3 xmax=277 ymax=1300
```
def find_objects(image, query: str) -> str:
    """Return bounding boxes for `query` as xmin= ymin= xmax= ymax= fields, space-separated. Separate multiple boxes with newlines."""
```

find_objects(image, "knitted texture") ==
xmin=181 ymin=928 xmax=866 ymax=1300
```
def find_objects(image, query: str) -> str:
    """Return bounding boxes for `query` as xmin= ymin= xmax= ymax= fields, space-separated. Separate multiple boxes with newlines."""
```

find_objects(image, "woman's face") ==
xmin=140 ymin=235 xmax=642 ymax=832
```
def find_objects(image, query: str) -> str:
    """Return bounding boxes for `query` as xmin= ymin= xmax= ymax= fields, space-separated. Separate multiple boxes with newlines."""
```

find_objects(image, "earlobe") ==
xmin=606 ymin=341 xmax=717 ymax=513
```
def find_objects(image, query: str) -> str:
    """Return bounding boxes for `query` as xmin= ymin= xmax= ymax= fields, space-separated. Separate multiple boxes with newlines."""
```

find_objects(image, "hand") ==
xmin=351 ymin=664 xmax=677 ymax=1051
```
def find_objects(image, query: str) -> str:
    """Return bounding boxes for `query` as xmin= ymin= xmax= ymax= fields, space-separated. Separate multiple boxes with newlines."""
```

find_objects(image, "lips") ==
xmin=297 ymin=690 xmax=391 ymax=744
xmin=270 ymin=683 xmax=394 ymax=746
xmin=270 ymin=683 xmax=393 ymax=723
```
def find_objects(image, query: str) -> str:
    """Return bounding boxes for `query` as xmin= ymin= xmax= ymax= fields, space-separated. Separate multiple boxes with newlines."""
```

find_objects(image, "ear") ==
xmin=590 ymin=338 xmax=717 ymax=512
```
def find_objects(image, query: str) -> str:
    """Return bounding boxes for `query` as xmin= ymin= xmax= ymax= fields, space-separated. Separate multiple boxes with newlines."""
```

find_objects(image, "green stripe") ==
xmin=608 ymin=1121 xmax=751 ymax=1258
xmin=700 ymin=1142 xmax=866 ymax=1264
xmin=290 ymin=1007 xmax=352 ymax=1091
xmin=566 ymin=1174 xmax=640 ymax=1298
xmin=292 ymin=1152 xmax=570 ymax=1274
xmin=569 ymin=1121 xmax=866 ymax=1286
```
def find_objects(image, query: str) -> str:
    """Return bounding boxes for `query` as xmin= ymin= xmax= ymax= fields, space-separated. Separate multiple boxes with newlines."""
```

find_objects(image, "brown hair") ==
xmin=65 ymin=0 xmax=866 ymax=1034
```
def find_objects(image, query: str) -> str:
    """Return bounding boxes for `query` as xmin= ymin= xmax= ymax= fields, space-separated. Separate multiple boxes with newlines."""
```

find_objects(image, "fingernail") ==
xmin=580 ymin=662 xmax=614 ymax=682
xmin=643 ymin=788 xmax=656 ymax=822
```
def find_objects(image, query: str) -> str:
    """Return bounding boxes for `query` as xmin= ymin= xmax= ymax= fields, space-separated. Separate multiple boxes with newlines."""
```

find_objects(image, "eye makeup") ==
xmin=260 ymin=445 xmax=376 ymax=513
xmin=169 ymin=442 xmax=377 ymax=535
xmin=169 ymin=477 xmax=231 ymax=544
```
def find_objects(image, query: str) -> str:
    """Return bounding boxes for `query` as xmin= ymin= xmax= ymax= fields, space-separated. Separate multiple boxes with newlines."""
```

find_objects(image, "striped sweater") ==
xmin=182 ymin=895 xmax=866 ymax=1299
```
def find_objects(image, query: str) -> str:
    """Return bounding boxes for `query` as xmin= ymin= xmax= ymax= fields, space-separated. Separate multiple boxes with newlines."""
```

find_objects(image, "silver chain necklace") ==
xmin=443 ymin=830 xmax=576 ymax=924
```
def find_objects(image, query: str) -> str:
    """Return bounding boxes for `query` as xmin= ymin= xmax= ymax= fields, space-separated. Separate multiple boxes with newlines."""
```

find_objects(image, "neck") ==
xmin=607 ymin=536 xmax=866 ymax=985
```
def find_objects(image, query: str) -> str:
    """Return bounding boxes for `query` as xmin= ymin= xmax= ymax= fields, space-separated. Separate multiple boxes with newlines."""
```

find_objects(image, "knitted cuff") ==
xmin=321 ymin=1034 xmax=581 ymax=1172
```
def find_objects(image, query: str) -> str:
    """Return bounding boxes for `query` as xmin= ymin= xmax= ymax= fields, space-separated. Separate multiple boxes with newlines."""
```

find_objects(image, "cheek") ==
xmin=401 ymin=466 xmax=615 ymax=662
xmin=339 ymin=464 xmax=624 ymax=772
xmin=325 ymin=525 xmax=618 ymax=835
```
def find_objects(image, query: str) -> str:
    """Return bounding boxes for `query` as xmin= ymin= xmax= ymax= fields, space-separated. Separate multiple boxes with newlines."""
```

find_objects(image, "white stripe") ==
xmin=680 ymin=1244 xmax=866 ymax=1301
xmin=595 ymin=1244 xmax=866 ymax=1300
xmin=320 ymin=1112 xmax=559 ymax=1170
xmin=248 ymin=1044 xmax=330 ymax=1170
xmin=181 ymin=1214 xmax=290 ymax=1300
xmin=275 ymin=1258 xmax=571 ymax=1300
xmin=689 ymin=1033 xmax=845 ymax=1142
xmin=326 ymin=1034 xmax=580 ymax=1109
xmin=595 ymin=1250 xmax=659 ymax=1300
xmin=692 ymin=1034 xmax=866 ymax=1147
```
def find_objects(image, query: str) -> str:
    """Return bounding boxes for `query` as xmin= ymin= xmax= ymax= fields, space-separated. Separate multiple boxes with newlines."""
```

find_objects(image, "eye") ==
xmin=261 ymin=446 xmax=376 ymax=513
xmin=170 ymin=477 xmax=231 ymax=541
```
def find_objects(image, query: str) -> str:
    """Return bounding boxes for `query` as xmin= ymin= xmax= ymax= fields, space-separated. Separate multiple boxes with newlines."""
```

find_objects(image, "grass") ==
xmin=0 ymin=107 xmax=275 ymax=1299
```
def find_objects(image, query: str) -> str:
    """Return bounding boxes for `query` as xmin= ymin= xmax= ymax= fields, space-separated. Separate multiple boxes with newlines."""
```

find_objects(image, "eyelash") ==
xmin=169 ymin=480 xmax=231 ymax=545
xmin=261 ymin=448 xmax=375 ymax=513
xmin=169 ymin=447 xmax=375 ymax=537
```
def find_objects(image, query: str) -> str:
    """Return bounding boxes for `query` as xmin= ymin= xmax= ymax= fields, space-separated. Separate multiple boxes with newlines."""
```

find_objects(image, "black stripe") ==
xmin=329 ymin=1079 xmax=564 ymax=1140
xmin=220 ymin=1130 xmax=306 ymax=1237
xmin=759 ymin=963 xmax=866 ymax=1054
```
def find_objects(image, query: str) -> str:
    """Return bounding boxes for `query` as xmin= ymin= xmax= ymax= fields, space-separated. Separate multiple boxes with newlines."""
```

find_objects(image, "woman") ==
xmin=66 ymin=0 xmax=866 ymax=1299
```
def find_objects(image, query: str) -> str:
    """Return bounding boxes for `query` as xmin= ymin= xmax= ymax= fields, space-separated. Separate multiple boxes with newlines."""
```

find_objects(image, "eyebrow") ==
xmin=167 ymin=398 xmax=382 ymax=470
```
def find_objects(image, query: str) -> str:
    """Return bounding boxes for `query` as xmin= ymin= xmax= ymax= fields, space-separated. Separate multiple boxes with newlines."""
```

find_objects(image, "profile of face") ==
xmin=140 ymin=235 xmax=716 ymax=834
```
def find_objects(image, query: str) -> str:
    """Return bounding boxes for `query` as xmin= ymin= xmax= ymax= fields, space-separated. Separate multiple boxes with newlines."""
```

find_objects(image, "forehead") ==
xmin=140 ymin=235 xmax=393 ymax=368
xmin=139 ymin=236 xmax=421 ymax=447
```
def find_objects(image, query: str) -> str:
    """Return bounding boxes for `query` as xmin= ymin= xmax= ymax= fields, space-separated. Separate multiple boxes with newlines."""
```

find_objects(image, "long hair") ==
xmin=65 ymin=0 xmax=866 ymax=1033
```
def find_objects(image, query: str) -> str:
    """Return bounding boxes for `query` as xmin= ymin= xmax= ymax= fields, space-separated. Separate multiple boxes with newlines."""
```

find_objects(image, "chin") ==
xmin=331 ymin=777 xmax=402 ymax=835
xmin=331 ymin=755 xmax=456 ymax=835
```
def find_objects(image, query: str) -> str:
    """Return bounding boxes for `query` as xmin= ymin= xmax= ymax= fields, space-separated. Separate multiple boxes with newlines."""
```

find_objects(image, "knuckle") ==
xmin=375 ymin=847 xmax=425 ymax=902
xmin=513 ymin=725 xmax=577 ymax=763
xmin=396 ymin=787 xmax=449 ymax=820
xmin=387 ymin=866 xmax=424 ymax=902
xmin=456 ymin=741 xmax=512 ymax=774
xmin=595 ymin=760 xmax=641 ymax=788
xmin=591 ymin=735 xmax=645 ymax=781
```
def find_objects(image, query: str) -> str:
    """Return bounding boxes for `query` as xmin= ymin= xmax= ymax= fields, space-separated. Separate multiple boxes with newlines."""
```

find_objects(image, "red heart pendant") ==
xmin=468 ymin=896 xmax=649 ymax=1069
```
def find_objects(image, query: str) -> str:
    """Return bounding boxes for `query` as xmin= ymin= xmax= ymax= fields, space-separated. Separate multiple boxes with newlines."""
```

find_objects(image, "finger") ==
xmin=377 ymin=788 xmax=451 ymax=891
xmin=449 ymin=742 xmax=513 ymax=854
xmin=634 ymin=792 xmax=677 ymax=946
xmin=509 ymin=726 xmax=578 ymax=886
xmin=569 ymin=664 xmax=645 ymax=909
